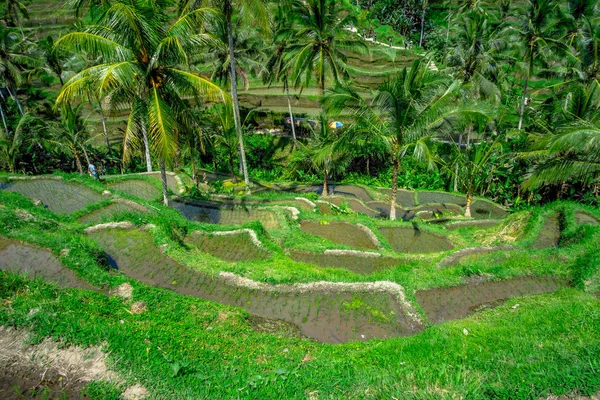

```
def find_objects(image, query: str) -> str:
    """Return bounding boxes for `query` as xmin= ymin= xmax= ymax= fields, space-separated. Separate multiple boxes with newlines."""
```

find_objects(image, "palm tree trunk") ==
xmin=159 ymin=158 xmax=169 ymax=206
xmin=518 ymin=57 xmax=532 ymax=131
xmin=285 ymin=84 xmax=297 ymax=147
xmin=390 ymin=156 xmax=399 ymax=221
xmin=322 ymin=171 xmax=328 ymax=196
xmin=82 ymin=145 xmax=91 ymax=166
xmin=464 ymin=192 xmax=473 ymax=217
xmin=419 ymin=1 xmax=427 ymax=47
xmin=97 ymin=100 xmax=110 ymax=152
xmin=7 ymin=87 xmax=23 ymax=115
xmin=226 ymin=8 xmax=250 ymax=190
xmin=0 ymin=101 xmax=9 ymax=136
xmin=141 ymin=124 xmax=152 ymax=172
xmin=73 ymin=148 xmax=84 ymax=175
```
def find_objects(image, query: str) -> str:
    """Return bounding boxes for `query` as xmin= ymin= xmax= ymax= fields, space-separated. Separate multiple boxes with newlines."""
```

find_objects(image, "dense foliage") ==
xmin=0 ymin=0 xmax=598 ymax=210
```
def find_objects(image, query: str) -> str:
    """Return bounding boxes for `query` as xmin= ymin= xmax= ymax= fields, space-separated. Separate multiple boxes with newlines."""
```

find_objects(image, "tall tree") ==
xmin=511 ymin=0 xmax=562 ymax=131
xmin=181 ymin=0 xmax=270 ymax=191
xmin=0 ymin=25 xmax=39 ymax=116
xmin=46 ymin=104 xmax=91 ymax=175
xmin=289 ymin=0 xmax=365 ymax=97
xmin=56 ymin=0 xmax=226 ymax=205
xmin=325 ymin=58 xmax=486 ymax=220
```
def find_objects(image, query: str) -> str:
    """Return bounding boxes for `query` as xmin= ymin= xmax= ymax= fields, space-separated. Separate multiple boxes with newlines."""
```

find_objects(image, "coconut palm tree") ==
xmin=446 ymin=140 xmax=503 ymax=217
xmin=263 ymin=0 xmax=302 ymax=147
xmin=46 ymin=104 xmax=91 ymax=175
xmin=202 ymin=19 xmax=266 ymax=91
xmin=2 ymin=0 xmax=29 ymax=31
xmin=55 ymin=0 xmax=226 ymax=205
xmin=0 ymin=111 xmax=31 ymax=173
xmin=0 ymin=25 xmax=39 ymax=116
xmin=445 ymin=11 xmax=507 ymax=101
xmin=289 ymin=0 xmax=366 ymax=97
xmin=325 ymin=58 xmax=489 ymax=220
xmin=181 ymin=0 xmax=270 ymax=190
xmin=523 ymin=120 xmax=600 ymax=190
xmin=289 ymin=113 xmax=350 ymax=196
xmin=510 ymin=0 xmax=563 ymax=131
xmin=523 ymin=82 xmax=600 ymax=189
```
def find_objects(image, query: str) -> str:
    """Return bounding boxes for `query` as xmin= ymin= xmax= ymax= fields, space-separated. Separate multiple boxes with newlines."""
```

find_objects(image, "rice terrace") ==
xmin=1 ymin=0 xmax=600 ymax=398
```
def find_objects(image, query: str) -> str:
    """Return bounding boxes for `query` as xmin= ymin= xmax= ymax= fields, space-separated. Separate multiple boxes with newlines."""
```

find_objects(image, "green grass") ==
xmin=1 ymin=175 xmax=600 ymax=398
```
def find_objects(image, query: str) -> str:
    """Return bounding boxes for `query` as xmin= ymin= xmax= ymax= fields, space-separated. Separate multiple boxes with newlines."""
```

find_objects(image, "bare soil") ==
xmin=0 ymin=327 xmax=119 ymax=400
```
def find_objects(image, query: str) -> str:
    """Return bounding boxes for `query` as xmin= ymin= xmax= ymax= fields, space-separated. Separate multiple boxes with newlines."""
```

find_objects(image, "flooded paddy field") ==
xmin=88 ymin=228 xmax=422 ymax=343
xmin=171 ymin=200 xmax=280 ymax=229
xmin=379 ymin=226 xmax=454 ymax=254
xmin=289 ymin=250 xmax=404 ymax=275
xmin=416 ymin=276 xmax=567 ymax=324
xmin=107 ymin=179 xmax=161 ymax=200
xmin=0 ymin=238 xmax=95 ymax=291
xmin=300 ymin=221 xmax=379 ymax=250
xmin=0 ymin=180 xmax=102 ymax=214
xmin=185 ymin=230 xmax=269 ymax=262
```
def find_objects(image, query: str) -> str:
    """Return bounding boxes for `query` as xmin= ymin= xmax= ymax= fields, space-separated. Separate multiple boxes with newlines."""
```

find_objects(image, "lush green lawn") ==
xmin=1 ymin=174 xmax=599 ymax=398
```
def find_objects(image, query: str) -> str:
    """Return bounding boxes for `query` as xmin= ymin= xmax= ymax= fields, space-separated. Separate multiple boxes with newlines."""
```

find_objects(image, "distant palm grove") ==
xmin=1 ymin=0 xmax=599 ymax=211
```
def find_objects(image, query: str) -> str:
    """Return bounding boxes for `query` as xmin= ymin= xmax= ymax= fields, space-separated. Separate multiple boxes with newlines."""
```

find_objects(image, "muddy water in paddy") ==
xmin=171 ymin=200 xmax=280 ymax=229
xmin=533 ymin=215 xmax=561 ymax=249
xmin=379 ymin=227 xmax=454 ymax=254
xmin=575 ymin=211 xmax=599 ymax=226
xmin=300 ymin=221 xmax=378 ymax=250
xmin=289 ymin=250 xmax=403 ymax=275
xmin=89 ymin=229 xmax=420 ymax=343
xmin=185 ymin=231 xmax=269 ymax=262
xmin=107 ymin=179 xmax=160 ymax=200
xmin=327 ymin=197 xmax=381 ymax=218
xmin=78 ymin=201 xmax=148 ymax=225
xmin=0 ymin=180 xmax=102 ymax=214
xmin=0 ymin=238 xmax=95 ymax=291
xmin=416 ymin=276 xmax=566 ymax=324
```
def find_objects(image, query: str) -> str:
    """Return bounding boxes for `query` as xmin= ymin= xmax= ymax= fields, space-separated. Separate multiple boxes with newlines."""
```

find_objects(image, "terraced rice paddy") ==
xmin=327 ymin=197 xmax=381 ymax=217
xmin=533 ymin=214 xmax=561 ymax=249
xmin=415 ymin=276 xmax=567 ymax=324
xmin=78 ymin=201 xmax=149 ymax=225
xmin=300 ymin=221 xmax=378 ymax=250
xmin=289 ymin=250 xmax=403 ymax=275
xmin=575 ymin=211 xmax=599 ymax=226
xmin=0 ymin=238 xmax=95 ymax=291
xmin=107 ymin=179 xmax=161 ymax=200
xmin=377 ymin=188 xmax=416 ymax=207
xmin=89 ymin=228 xmax=421 ymax=343
xmin=0 ymin=180 xmax=102 ymax=214
xmin=171 ymin=200 xmax=280 ymax=229
xmin=445 ymin=220 xmax=502 ymax=230
xmin=417 ymin=191 xmax=466 ymax=206
xmin=185 ymin=231 xmax=269 ymax=262
xmin=470 ymin=199 xmax=508 ymax=219
xmin=379 ymin=226 xmax=454 ymax=253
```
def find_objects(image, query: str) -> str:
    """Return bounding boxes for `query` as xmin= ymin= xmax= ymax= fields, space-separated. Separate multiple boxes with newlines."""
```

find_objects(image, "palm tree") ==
xmin=55 ymin=0 xmax=226 ymax=205
xmin=263 ymin=0 xmax=302 ymax=147
xmin=326 ymin=58 xmax=489 ymax=220
xmin=207 ymin=104 xmax=240 ymax=181
xmin=202 ymin=18 xmax=266 ymax=91
xmin=0 ymin=25 xmax=39 ymax=116
xmin=523 ymin=120 xmax=600 ymax=190
xmin=181 ymin=0 xmax=270 ymax=190
xmin=47 ymin=104 xmax=91 ymax=175
xmin=289 ymin=0 xmax=366 ymax=97
xmin=2 ymin=0 xmax=29 ymax=31
xmin=0 ymin=111 xmax=30 ymax=173
xmin=523 ymin=82 xmax=600 ymax=190
xmin=445 ymin=11 xmax=506 ymax=101
xmin=510 ymin=0 xmax=563 ymax=131
xmin=446 ymin=140 xmax=502 ymax=217
xmin=289 ymin=114 xmax=350 ymax=196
